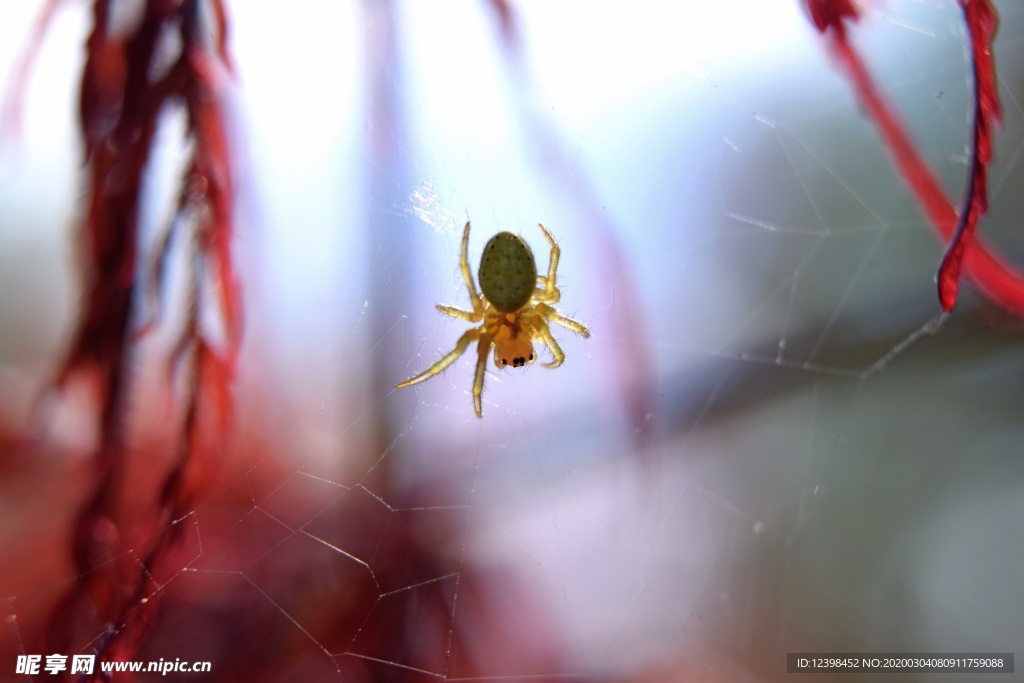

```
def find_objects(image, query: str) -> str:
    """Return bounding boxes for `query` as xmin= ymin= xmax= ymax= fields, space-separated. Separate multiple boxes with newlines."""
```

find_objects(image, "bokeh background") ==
xmin=2 ymin=1 xmax=1024 ymax=681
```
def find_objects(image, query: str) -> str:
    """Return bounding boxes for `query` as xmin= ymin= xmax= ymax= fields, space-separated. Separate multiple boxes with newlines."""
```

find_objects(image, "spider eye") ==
xmin=501 ymin=358 xmax=507 ymax=366
xmin=529 ymin=353 xmax=534 ymax=360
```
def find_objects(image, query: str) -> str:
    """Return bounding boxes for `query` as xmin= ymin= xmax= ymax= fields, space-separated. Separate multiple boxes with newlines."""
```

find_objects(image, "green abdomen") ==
xmin=478 ymin=231 xmax=538 ymax=313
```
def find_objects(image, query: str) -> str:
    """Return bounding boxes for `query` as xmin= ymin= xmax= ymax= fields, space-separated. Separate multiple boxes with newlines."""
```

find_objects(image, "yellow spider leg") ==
xmin=460 ymin=221 xmax=484 ymax=314
xmin=533 ymin=317 xmax=565 ymax=368
xmin=436 ymin=304 xmax=481 ymax=322
xmin=396 ymin=327 xmax=481 ymax=388
xmin=536 ymin=223 xmax=560 ymax=303
xmin=533 ymin=283 xmax=561 ymax=305
xmin=545 ymin=309 xmax=591 ymax=338
xmin=472 ymin=332 xmax=491 ymax=418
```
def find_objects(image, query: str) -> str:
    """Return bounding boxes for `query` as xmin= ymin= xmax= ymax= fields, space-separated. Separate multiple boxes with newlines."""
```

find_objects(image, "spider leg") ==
xmin=436 ymin=304 xmax=481 ymax=322
xmin=460 ymin=221 xmax=484 ymax=314
xmin=533 ymin=316 xmax=566 ymax=368
xmin=545 ymin=308 xmax=591 ymax=338
xmin=533 ymin=284 xmax=561 ymax=305
xmin=536 ymin=223 xmax=560 ymax=303
xmin=396 ymin=327 xmax=481 ymax=388
xmin=472 ymin=332 xmax=492 ymax=418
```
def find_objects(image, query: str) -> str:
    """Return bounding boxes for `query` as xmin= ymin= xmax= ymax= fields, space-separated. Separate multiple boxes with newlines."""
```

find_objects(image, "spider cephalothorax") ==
xmin=397 ymin=221 xmax=590 ymax=417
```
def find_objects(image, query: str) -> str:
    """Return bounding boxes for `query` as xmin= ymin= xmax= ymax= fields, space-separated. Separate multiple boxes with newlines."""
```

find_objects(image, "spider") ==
xmin=397 ymin=221 xmax=591 ymax=417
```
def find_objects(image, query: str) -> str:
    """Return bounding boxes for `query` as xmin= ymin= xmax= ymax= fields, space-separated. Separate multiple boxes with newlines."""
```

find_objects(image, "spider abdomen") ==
xmin=478 ymin=231 xmax=538 ymax=313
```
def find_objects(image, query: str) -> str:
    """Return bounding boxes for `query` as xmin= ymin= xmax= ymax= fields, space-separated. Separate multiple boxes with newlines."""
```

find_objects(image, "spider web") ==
xmin=2 ymin=1 xmax=1024 ymax=682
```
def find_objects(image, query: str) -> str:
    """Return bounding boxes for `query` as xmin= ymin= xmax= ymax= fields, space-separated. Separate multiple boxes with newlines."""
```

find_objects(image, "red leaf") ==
xmin=936 ymin=0 xmax=1003 ymax=310
xmin=809 ymin=0 xmax=1024 ymax=315
xmin=802 ymin=0 xmax=859 ymax=35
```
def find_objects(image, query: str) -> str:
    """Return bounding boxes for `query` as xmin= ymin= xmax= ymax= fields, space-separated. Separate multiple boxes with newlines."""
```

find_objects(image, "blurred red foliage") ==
xmin=8 ymin=0 xmax=241 ymax=674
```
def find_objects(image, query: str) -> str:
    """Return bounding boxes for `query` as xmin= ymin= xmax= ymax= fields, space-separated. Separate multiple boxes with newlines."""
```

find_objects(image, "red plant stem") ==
xmin=808 ymin=0 xmax=1024 ymax=315
xmin=937 ymin=0 xmax=1003 ymax=310
xmin=43 ymin=0 xmax=154 ymax=660
xmin=830 ymin=37 xmax=958 ymax=239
